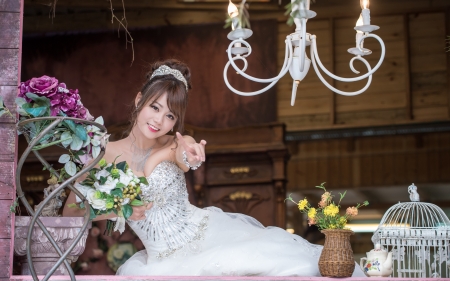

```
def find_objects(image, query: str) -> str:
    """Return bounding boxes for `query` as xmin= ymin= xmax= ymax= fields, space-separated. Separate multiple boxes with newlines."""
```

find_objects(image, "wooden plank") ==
xmin=278 ymin=96 xmax=330 ymax=116
xmin=0 ymin=0 xmax=20 ymax=12
xmin=0 ymin=162 xmax=14 ymax=200
xmin=408 ymin=13 xmax=446 ymax=38
xmin=404 ymin=14 xmax=412 ymax=120
xmin=447 ymin=8 xmax=450 ymax=120
xmin=411 ymin=71 xmax=447 ymax=91
xmin=0 ymin=239 xmax=11 ymax=264
xmin=335 ymin=108 xmax=408 ymax=126
xmin=279 ymin=114 xmax=330 ymax=132
xmin=335 ymin=91 xmax=407 ymax=113
xmin=0 ymin=49 xmax=19 ymax=86
xmin=0 ymin=12 xmax=20 ymax=48
xmin=413 ymin=105 xmax=449 ymax=121
xmin=410 ymin=53 xmax=447 ymax=73
xmin=0 ymin=200 xmax=12 ymax=238
xmin=0 ymin=86 xmax=17 ymax=124
xmin=412 ymin=89 xmax=448 ymax=108
xmin=0 ymin=125 xmax=15 ymax=162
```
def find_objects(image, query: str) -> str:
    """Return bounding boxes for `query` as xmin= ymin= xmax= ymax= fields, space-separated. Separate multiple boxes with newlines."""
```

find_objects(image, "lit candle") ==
xmin=360 ymin=0 xmax=370 ymax=25
xmin=355 ymin=14 xmax=364 ymax=48
xmin=228 ymin=0 xmax=240 ymax=30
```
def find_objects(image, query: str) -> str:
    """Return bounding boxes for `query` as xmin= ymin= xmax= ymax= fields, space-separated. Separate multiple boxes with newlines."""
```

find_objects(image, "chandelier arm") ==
xmin=310 ymin=34 xmax=385 ymax=82
xmin=227 ymin=38 xmax=293 ymax=83
xmin=223 ymin=60 xmax=279 ymax=96
xmin=310 ymin=45 xmax=373 ymax=96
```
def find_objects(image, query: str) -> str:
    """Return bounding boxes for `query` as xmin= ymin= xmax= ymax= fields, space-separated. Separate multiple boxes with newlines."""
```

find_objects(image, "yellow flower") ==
xmin=329 ymin=224 xmax=336 ymax=229
xmin=324 ymin=204 xmax=339 ymax=217
xmin=308 ymin=207 xmax=317 ymax=219
xmin=339 ymin=217 xmax=347 ymax=225
xmin=297 ymin=199 xmax=308 ymax=210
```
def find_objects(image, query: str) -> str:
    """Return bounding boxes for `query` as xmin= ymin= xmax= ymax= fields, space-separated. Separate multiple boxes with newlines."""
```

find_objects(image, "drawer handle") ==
xmin=229 ymin=167 xmax=250 ymax=174
xmin=229 ymin=191 xmax=253 ymax=200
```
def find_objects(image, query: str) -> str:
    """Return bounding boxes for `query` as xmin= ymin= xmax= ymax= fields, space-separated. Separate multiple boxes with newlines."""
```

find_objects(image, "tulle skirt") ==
xmin=117 ymin=207 xmax=366 ymax=277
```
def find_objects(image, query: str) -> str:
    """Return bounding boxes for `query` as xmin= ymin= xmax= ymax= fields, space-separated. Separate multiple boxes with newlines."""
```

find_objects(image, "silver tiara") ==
xmin=150 ymin=65 xmax=188 ymax=91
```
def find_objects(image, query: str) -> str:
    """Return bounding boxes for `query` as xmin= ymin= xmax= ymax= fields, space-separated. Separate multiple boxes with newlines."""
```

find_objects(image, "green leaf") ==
xmin=25 ymin=107 xmax=47 ymax=117
xmin=70 ymin=135 xmax=83 ymax=151
xmin=115 ymin=182 xmax=125 ymax=189
xmin=94 ymin=116 xmax=104 ymax=125
xmin=130 ymin=199 xmax=144 ymax=206
xmin=122 ymin=204 xmax=133 ymax=220
xmin=139 ymin=177 xmax=149 ymax=185
xmin=32 ymin=137 xmax=70 ymax=150
xmin=25 ymin=93 xmax=50 ymax=106
xmin=64 ymin=161 xmax=77 ymax=176
xmin=100 ymin=176 xmax=107 ymax=185
xmin=67 ymin=203 xmax=78 ymax=208
xmin=64 ymin=119 xmax=76 ymax=133
xmin=75 ymin=124 xmax=88 ymax=141
xmin=15 ymin=97 xmax=27 ymax=107
xmin=111 ymin=188 xmax=123 ymax=198
xmin=61 ymin=131 xmax=73 ymax=147
xmin=92 ymin=145 xmax=101 ymax=158
xmin=116 ymin=161 xmax=127 ymax=172
xmin=89 ymin=206 xmax=97 ymax=220
xmin=58 ymin=154 xmax=71 ymax=164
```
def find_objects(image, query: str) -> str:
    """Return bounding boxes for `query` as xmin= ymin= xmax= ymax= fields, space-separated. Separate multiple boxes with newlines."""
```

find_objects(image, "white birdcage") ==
xmin=372 ymin=184 xmax=450 ymax=278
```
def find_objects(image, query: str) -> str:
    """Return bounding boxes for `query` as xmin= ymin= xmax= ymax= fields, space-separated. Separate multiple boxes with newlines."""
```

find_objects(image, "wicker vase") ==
xmin=318 ymin=229 xmax=355 ymax=277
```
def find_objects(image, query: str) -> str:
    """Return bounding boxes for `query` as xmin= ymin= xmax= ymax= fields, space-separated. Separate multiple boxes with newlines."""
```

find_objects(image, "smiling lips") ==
xmin=148 ymin=124 xmax=160 ymax=133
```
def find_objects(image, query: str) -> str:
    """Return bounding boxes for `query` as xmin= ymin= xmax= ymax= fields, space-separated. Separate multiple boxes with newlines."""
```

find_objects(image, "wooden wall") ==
xmin=0 ymin=0 xmax=22 ymax=279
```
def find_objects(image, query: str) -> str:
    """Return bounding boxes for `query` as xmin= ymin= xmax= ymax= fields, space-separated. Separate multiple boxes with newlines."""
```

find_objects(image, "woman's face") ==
xmin=136 ymin=92 xmax=177 ymax=140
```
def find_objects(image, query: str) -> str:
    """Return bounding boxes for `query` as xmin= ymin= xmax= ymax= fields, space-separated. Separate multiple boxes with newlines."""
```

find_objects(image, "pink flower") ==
xmin=346 ymin=206 xmax=358 ymax=217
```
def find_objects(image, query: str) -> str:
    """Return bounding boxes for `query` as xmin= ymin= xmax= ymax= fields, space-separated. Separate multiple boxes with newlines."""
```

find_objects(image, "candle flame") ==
xmin=228 ymin=0 xmax=239 ymax=18
xmin=361 ymin=0 xmax=370 ymax=9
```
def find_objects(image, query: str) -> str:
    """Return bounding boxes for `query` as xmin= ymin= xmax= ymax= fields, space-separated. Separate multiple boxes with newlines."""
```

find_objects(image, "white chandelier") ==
xmin=224 ymin=0 xmax=385 ymax=106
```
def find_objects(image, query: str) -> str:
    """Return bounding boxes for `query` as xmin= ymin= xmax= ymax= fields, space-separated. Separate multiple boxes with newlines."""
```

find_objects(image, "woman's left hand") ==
xmin=176 ymin=132 xmax=206 ymax=167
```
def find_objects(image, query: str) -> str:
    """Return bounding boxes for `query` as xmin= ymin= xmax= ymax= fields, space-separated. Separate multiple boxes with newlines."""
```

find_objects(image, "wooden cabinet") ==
xmin=186 ymin=123 xmax=289 ymax=228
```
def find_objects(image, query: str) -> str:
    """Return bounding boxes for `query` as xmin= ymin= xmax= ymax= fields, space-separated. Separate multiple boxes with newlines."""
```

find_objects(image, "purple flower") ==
xmin=29 ymin=75 xmax=59 ymax=96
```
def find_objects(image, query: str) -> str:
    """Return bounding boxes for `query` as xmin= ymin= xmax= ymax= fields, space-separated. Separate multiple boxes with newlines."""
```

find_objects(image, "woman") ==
xmin=64 ymin=59 xmax=365 ymax=277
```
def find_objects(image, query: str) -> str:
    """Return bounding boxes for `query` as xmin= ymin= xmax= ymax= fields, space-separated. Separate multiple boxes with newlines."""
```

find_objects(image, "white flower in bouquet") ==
xmin=118 ymin=169 xmax=134 ymax=186
xmin=95 ymin=169 xmax=110 ymax=180
xmin=94 ymin=177 xmax=118 ymax=194
xmin=86 ymin=189 xmax=107 ymax=211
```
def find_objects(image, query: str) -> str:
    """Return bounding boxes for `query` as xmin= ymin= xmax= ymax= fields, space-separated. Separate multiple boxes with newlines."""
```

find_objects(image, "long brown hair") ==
xmin=127 ymin=59 xmax=192 ymax=136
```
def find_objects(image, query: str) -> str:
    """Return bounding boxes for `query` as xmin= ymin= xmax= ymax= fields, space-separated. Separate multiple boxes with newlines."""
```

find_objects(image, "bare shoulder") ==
xmin=104 ymin=139 xmax=127 ymax=163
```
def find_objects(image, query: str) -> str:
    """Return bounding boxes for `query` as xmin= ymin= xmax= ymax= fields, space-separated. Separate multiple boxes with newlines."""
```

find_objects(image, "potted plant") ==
xmin=1 ymin=75 xmax=108 ymax=277
xmin=287 ymin=182 xmax=369 ymax=277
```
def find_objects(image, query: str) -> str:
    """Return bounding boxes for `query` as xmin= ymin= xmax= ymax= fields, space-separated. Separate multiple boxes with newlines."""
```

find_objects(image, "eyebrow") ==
xmin=153 ymin=101 xmax=163 ymax=108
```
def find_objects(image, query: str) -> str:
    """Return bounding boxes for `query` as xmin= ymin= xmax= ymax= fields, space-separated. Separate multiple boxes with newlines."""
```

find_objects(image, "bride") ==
xmin=63 ymin=59 xmax=365 ymax=277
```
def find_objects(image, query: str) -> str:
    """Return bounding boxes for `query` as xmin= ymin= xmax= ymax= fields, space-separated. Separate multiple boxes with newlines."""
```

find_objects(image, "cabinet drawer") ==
xmin=206 ymin=163 xmax=272 ymax=185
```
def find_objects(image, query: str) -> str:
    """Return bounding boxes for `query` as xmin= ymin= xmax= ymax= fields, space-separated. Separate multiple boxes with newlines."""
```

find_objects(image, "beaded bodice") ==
xmin=127 ymin=161 xmax=209 ymax=259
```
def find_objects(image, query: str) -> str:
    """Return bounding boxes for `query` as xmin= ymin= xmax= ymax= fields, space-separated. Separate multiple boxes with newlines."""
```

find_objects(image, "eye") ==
xmin=150 ymin=104 xmax=158 ymax=111
xmin=167 ymin=114 xmax=175 ymax=120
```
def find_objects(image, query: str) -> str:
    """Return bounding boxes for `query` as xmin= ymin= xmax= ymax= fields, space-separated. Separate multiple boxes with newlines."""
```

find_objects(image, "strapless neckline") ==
xmin=145 ymin=160 xmax=183 ymax=179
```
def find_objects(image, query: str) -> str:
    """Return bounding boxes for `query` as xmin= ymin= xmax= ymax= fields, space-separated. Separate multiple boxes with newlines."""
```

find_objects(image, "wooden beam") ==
xmin=404 ymin=14 xmax=412 ymax=120
xmin=447 ymin=8 xmax=450 ymax=119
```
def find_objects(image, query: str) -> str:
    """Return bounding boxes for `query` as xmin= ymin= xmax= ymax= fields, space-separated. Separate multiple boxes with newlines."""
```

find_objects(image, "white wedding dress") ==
xmin=117 ymin=161 xmax=366 ymax=277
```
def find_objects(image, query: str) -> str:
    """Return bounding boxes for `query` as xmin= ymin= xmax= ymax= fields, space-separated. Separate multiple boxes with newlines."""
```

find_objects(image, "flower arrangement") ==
xmin=0 ymin=75 xmax=109 ymax=215
xmin=69 ymin=157 xmax=148 ymax=235
xmin=1 ymin=75 xmax=108 ymax=180
xmin=286 ymin=182 xmax=369 ymax=230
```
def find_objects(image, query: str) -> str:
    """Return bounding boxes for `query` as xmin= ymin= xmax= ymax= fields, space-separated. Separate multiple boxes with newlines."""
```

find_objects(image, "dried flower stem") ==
xmin=109 ymin=0 xmax=135 ymax=66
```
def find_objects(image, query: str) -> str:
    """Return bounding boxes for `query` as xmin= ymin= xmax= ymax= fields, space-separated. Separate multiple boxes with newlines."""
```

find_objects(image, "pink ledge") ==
xmin=8 ymin=276 xmax=448 ymax=281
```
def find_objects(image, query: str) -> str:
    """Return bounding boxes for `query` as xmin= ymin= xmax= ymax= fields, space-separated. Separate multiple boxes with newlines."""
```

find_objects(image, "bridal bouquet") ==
xmin=70 ymin=157 xmax=148 ymax=235
xmin=286 ymin=182 xmax=369 ymax=231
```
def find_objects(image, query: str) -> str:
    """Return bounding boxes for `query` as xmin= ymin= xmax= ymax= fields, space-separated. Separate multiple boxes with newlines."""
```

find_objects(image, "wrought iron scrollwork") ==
xmin=15 ymin=117 xmax=107 ymax=281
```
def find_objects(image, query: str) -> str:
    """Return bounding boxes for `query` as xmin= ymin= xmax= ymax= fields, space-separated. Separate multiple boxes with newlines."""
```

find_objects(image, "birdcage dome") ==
xmin=371 ymin=184 xmax=450 ymax=278
xmin=378 ymin=201 xmax=450 ymax=229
